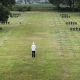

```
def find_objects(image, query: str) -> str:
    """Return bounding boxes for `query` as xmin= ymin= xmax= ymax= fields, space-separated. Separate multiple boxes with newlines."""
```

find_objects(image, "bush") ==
xmin=13 ymin=6 xmax=31 ymax=12
xmin=27 ymin=6 xmax=31 ymax=11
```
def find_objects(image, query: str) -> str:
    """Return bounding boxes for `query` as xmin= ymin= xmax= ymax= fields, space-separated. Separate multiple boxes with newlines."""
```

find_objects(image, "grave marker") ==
xmin=0 ymin=27 xmax=2 ymax=30
xmin=59 ymin=46 xmax=63 ymax=50
xmin=69 ymin=46 xmax=72 ymax=50
xmin=61 ymin=53 xmax=64 ymax=56
xmin=64 ymin=71 xmax=69 ymax=75
xmin=76 ymin=27 xmax=78 ymax=31
xmin=73 ymin=28 xmax=75 ymax=31
xmin=8 ymin=22 xmax=10 ymax=24
xmin=70 ymin=28 xmax=72 ymax=31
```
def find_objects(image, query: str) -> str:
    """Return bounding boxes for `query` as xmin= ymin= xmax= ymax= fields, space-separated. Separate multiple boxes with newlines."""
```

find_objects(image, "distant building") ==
xmin=16 ymin=0 xmax=24 ymax=4
xmin=16 ymin=0 xmax=49 ymax=4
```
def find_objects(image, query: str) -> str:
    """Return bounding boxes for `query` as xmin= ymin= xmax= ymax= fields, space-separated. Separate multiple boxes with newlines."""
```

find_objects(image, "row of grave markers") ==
xmin=0 ymin=22 xmax=10 ymax=24
xmin=10 ymin=13 xmax=21 ymax=18
xmin=54 ymin=28 xmax=80 ymax=49
xmin=70 ymin=27 xmax=80 ymax=31
xmin=0 ymin=22 xmax=22 ymax=24
xmin=60 ymin=14 xmax=70 ymax=18
xmin=60 ymin=14 xmax=79 ymax=26
xmin=66 ymin=22 xmax=77 ymax=25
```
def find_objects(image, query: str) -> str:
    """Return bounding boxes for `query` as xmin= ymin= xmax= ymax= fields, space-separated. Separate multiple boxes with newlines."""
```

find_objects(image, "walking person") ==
xmin=31 ymin=42 xmax=36 ymax=57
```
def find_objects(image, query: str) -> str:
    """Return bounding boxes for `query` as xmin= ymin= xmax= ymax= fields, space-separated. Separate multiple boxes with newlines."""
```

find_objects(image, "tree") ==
xmin=48 ymin=0 xmax=63 ymax=8
xmin=48 ymin=0 xmax=54 ymax=4
xmin=75 ymin=0 xmax=80 ymax=10
xmin=0 ymin=5 xmax=10 ymax=24
xmin=27 ymin=0 xmax=30 ymax=4
xmin=0 ymin=0 xmax=15 ymax=7
xmin=24 ymin=0 xmax=27 ymax=4
xmin=0 ymin=0 xmax=15 ymax=23
xmin=48 ymin=0 xmax=79 ymax=11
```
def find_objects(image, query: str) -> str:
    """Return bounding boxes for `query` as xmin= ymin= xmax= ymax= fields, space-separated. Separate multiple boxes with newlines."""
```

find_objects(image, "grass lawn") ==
xmin=0 ymin=11 xmax=80 ymax=80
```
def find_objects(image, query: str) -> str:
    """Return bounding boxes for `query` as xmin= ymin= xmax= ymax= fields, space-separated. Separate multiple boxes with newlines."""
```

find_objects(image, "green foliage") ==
xmin=12 ymin=4 xmax=53 ymax=11
xmin=0 ymin=0 xmax=15 ymax=7
xmin=17 ymin=6 xmax=32 ymax=11
xmin=48 ymin=0 xmax=63 ymax=8
xmin=0 ymin=0 xmax=15 ymax=23
xmin=75 ymin=0 xmax=80 ymax=10
xmin=48 ymin=0 xmax=80 ymax=11
xmin=0 ymin=4 xmax=10 ymax=23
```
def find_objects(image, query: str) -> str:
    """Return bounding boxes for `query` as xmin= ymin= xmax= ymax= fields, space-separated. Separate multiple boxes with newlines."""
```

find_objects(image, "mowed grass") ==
xmin=0 ymin=11 xmax=80 ymax=80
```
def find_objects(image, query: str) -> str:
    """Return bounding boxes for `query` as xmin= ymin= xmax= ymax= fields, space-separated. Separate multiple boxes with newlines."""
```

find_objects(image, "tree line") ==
xmin=0 ymin=0 xmax=80 ymax=23
xmin=48 ymin=0 xmax=80 ymax=11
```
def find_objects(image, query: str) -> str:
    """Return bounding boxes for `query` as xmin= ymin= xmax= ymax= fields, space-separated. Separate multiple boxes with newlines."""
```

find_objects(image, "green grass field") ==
xmin=0 ymin=11 xmax=80 ymax=80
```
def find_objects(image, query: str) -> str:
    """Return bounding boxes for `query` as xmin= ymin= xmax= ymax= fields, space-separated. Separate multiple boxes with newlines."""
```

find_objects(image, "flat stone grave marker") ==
xmin=66 ymin=40 xmax=70 ymax=43
xmin=72 ymin=53 xmax=76 ymax=57
xmin=60 ymin=53 xmax=64 ymax=56
xmin=3 ymin=40 xmax=7 ymax=43
xmin=57 ymin=40 xmax=61 ymax=43
xmin=68 ymin=46 xmax=72 ymax=50
xmin=59 ymin=46 xmax=63 ymax=50
xmin=74 ymin=40 xmax=78 ymax=43
xmin=64 ymin=71 xmax=69 ymax=74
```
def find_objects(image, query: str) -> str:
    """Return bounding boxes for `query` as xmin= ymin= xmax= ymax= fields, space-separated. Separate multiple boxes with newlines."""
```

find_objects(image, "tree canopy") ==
xmin=48 ymin=0 xmax=80 ymax=11
xmin=48 ymin=0 xmax=62 ymax=8
xmin=0 ymin=0 xmax=16 ymax=23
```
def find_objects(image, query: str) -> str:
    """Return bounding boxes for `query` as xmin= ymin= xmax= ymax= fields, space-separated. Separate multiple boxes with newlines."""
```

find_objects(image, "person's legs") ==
xmin=32 ymin=51 xmax=34 ymax=57
xmin=34 ymin=51 xmax=35 ymax=57
xmin=32 ymin=51 xmax=35 ymax=57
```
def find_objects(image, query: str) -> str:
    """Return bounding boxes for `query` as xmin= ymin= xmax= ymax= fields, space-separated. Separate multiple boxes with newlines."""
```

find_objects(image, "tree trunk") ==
xmin=72 ymin=0 xmax=74 ymax=11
